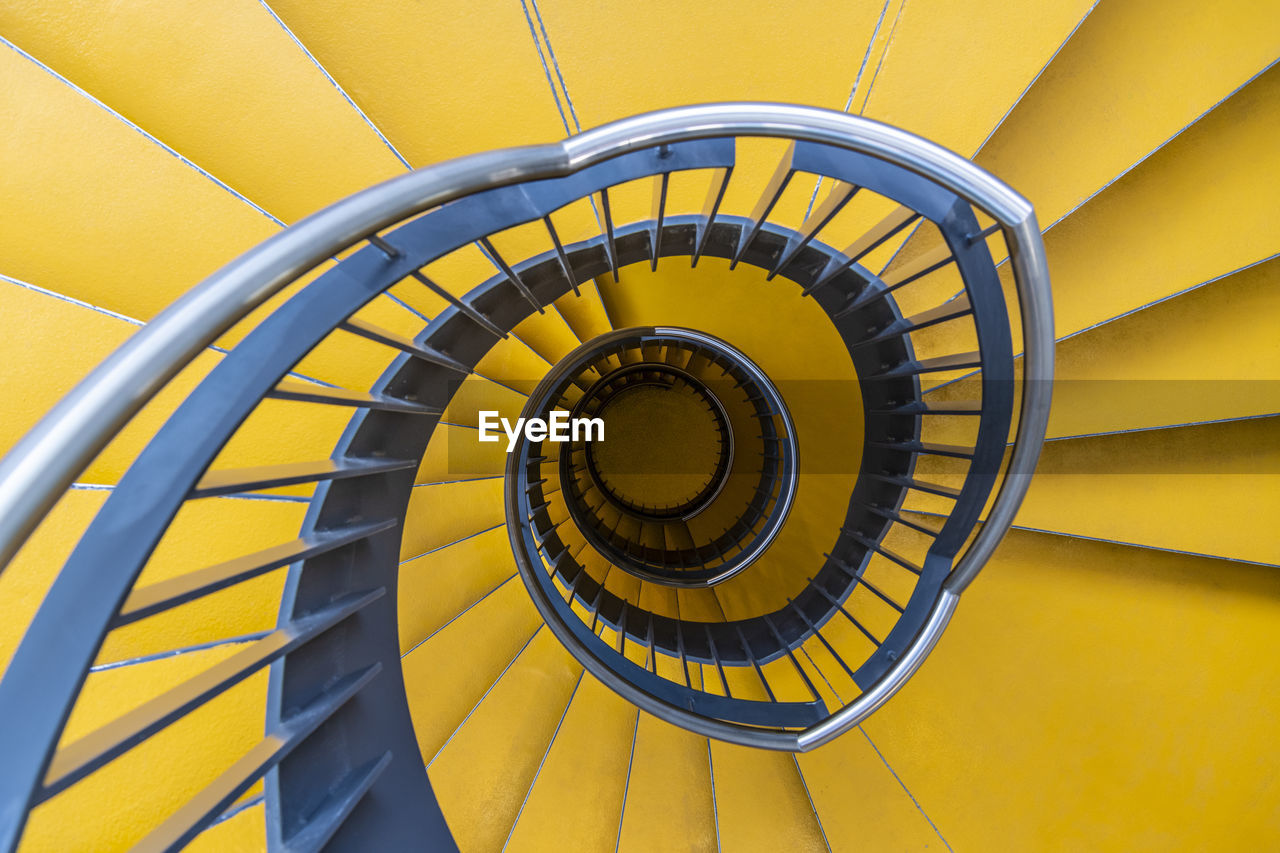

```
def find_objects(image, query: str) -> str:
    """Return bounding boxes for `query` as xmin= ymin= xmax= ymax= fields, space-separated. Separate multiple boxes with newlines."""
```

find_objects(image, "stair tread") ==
xmin=265 ymin=0 xmax=565 ymax=166
xmin=859 ymin=0 xmax=1097 ymax=158
xmin=617 ymin=714 xmax=716 ymax=853
xmin=398 ymin=525 xmax=516 ymax=655
xmin=708 ymin=740 xmax=827 ymax=852
xmin=797 ymin=732 xmax=946 ymax=850
xmin=0 ymin=46 xmax=275 ymax=324
xmin=26 ymin=644 xmax=267 ymax=850
xmin=924 ymin=257 xmax=1280 ymax=441
xmin=505 ymin=676 xmax=637 ymax=852
xmin=400 ymin=478 xmax=506 ymax=561
xmin=908 ymin=416 xmax=1280 ymax=566
xmin=976 ymin=0 xmax=1280 ymax=231
xmin=862 ymin=528 xmax=1280 ymax=849
xmin=401 ymin=578 xmax=542 ymax=761
xmin=0 ymin=0 xmax=405 ymax=222
xmin=428 ymin=630 xmax=582 ymax=853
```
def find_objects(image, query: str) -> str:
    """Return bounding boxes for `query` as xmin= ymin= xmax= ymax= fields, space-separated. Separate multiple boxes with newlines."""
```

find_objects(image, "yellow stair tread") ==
xmin=428 ymin=629 xmax=582 ymax=852
xmin=797 ymin=728 xmax=947 ymax=850
xmin=864 ymin=528 xmax=1280 ymax=850
xmin=26 ymin=645 xmax=269 ymax=851
xmin=977 ymin=0 xmax=1280 ymax=230
xmin=505 ymin=675 xmax=636 ymax=852
xmin=709 ymin=740 xmax=827 ymax=852
xmin=1025 ymin=64 xmax=1279 ymax=343
xmin=1046 ymin=256 xmax=1280 ymax=437
xmin=860 ymin=0 xmax=1096 ymax=157
xmin=617 ymin=713 xmax=716 ymax=853
xmin=1012 ymin=416 xmax=1280 ymax=566
xmin=266 ymin=0 xmax=567 ymax=166
xmin=0 ymin=0 xmax=406 ymax=223
xmin=402 ymin=577 xmax=542 ymax=763
xmin=398 ymin=524 xmax=515 ymax=655
xmin=401 ymin=477 xmax=506 ymax=561
xmin=0 ymin=44 xmax=276 ymax=322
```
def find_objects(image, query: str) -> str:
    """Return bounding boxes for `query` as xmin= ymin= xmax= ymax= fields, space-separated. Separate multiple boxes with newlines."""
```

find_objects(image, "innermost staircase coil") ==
xmin=520 ymin=327 xmax=800 ymax=588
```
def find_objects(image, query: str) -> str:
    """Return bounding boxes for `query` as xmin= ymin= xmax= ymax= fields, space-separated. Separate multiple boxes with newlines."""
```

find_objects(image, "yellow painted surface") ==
xmin=2 ymin=1 xmax=1277 ymax=850
xmin=442 ymin=377 xmax=530 ymax=428
xmin=429 ymin=631 xmax=581 ymax=852
xmin=21 ymin=647 xmax=267 ymax=851
xmin=0 ymin=0 xmax=406 ymax=223
xmin=0 ymin=285 xmax=348 ymax=489
xmin=918 ymin=62 xmax=1280 ymax=365
xmin=100 ymin=497 xmax=307 ymax=663
xmin=0 ymin=489 xmax=106 ymax=678
xmin=555 ymin=281 xmax=614 ymax=343
xmin=401 ymin=477 xmax=505 ymax=560
xmin=798 ymin=729 xmax=944 ymax=850
xmin=1027 ymin=65 xmax=1278 ymax=344
xmin=532 ymin=0 xmax=889 ymax=231
xmin=978 ymin=0 xmax=1280 ymax=228
xmin=709 ymin=741 xmax=826 ymax=852
xmin=401 ymin=578 xmax=541 ymax=762
xmin=266 ymin=0 xmax=566 ymax=166
xmin=534 ymin=0 xmax=887 ymax=126
xmin=418 ymin=426 xmax=509 ymax=482
xmin=0 ymin=45 xmax=277 ymax=322
xmin=1015 ymin=416 xmax=1280 ymax=565
xmin=617 ymin=714 xmax=716 ymax=853
xmin=290 ymin=298 xmax=424 ymax=394
xmin=186 ymin=802 xmax=264 ymax=853
xmin=0 ymin=487 xmax=305 ymax=676
xmin=860 ymin=0 xmax=1096 ymax=156
xmin=1047 ymin=257 xmax=1280 ymax=437
xmin=397 ymin=525 xmax=515 ymax=654
xmin=506 ymin=675 xmax=636 ymax=852
xmin=867 ymin=530 xmax=1280 ymax=850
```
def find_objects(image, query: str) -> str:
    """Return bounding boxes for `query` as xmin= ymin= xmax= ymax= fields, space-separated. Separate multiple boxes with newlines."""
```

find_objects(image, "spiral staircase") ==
xmin=0 ymin=2 xmax=1277 ymax=851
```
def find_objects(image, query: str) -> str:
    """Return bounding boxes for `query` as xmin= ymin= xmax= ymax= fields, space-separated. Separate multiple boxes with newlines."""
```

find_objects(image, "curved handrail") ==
xmin=0 ymin=102 xmax=1049 ymax=579
xmin=0 ymin=105 xmax=1053 ymax=799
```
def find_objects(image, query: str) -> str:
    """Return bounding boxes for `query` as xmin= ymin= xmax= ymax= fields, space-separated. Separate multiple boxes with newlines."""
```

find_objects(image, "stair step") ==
xmin=0 ymin=0 xmax=405 ymax=221
xmin=398 ymin=525 xmax=516 ymax=655
xmin=860 ymin=528 xmax=1280 ymax=850
xmin=860 ymin=0 xmax=1097 ymax=159
xmin=976 ymin=0 xmax=1280 ymax=231
xmin=0 ymin=44 xmax=275 ymax=323
xmin=1002 ymin=416 xmax=1280 ymax=566
xmin=440 ymin=376 xmax=528 ymax=430
xmin=400 ymin=477 xmax=505 ymax=560
xmin=24 ymin=642 xmax=269 ymax=850
xmin=264 ymin=2 xmax=566 ymax=166
xmin=617 ymin=714 xmax=716 ymax=853
xmin=709 ymin=741 xmax=827 ymax=852
xmin=417 ymin=427 xmax=508 ymax=483
xmin=429 ymin=630 xmax=582 ymax=852
xmin=505 ymin=676 xmax=636 ymax=852
xmin=1045 ymin=256 xmax=1280 ymax=437
xmin=797 ymin=728 xmax=947 ymax=849
xmin=400 ymin=578 xmax=542 ymax=761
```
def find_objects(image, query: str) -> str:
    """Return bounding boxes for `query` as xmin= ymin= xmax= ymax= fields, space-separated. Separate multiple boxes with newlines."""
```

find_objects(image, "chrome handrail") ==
xmin=0 ymin=104 xmax=1052 ymax=758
